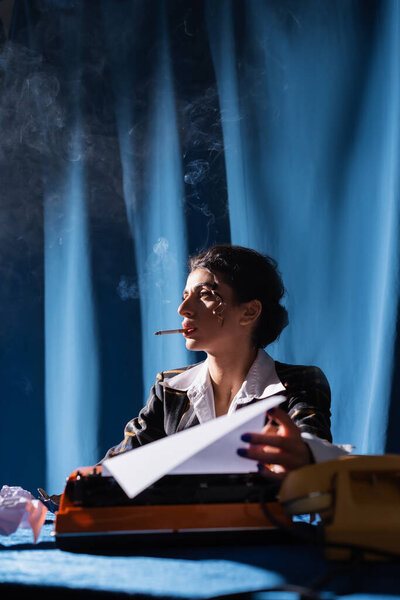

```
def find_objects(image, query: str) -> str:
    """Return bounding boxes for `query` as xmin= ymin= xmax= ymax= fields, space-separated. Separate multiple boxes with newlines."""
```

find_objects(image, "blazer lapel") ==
xmin=162 ymin=388 xmax=200 ymax=434
xmin=176 ymin=400 xmax=199 ymax=431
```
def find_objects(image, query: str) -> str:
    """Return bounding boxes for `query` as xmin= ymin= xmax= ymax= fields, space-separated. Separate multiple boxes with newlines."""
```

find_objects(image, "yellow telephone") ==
xmin=278 ymin=454 xmax=400 ymax=560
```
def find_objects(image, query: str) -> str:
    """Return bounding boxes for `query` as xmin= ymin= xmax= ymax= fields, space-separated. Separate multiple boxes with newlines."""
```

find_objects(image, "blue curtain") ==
xmin=1 ymin=0 xmax=399 ymax=494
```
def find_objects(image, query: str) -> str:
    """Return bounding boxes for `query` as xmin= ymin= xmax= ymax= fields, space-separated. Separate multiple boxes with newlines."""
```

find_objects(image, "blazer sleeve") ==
xmin=100 ymin=373 xmax=167 ymax=461
xmin=275 ymin=362 xmax=332 ymax=443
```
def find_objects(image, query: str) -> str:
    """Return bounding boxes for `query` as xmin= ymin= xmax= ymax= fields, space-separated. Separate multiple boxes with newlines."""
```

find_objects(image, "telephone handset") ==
xmin=278 ymin=454 xmax=400 ymax=560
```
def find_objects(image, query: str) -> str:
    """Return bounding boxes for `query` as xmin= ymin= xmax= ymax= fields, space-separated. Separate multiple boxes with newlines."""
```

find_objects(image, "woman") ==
xmin=104 ymin=245 xmax=345 ymax=479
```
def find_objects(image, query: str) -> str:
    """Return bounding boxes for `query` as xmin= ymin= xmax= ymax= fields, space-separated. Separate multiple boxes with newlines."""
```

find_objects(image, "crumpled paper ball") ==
xmin=0 ymin=485 xmax=48 ymax=542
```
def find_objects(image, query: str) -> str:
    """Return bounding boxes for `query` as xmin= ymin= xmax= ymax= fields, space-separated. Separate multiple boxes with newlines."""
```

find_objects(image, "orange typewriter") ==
xmin=54 ymin=465 xmax=292 ymax=553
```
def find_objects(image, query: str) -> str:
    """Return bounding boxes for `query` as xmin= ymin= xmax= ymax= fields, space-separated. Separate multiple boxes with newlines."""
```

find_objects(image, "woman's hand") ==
xmin=237 ymin=406 xmax=312 ymax=481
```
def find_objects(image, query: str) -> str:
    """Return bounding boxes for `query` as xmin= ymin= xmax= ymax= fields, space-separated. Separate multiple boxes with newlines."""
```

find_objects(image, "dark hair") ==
xmin=189 ymin=244 xmax=288 ymax=348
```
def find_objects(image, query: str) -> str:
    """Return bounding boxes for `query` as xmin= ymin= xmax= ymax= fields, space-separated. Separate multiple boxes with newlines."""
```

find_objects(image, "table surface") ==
xmin=1 ymin=515 xmax=400 ymax=600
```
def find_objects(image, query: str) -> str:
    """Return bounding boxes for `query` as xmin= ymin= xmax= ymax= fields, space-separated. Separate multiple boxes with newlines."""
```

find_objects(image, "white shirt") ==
xmin=163 ymin=349 xmax=351 ymax=462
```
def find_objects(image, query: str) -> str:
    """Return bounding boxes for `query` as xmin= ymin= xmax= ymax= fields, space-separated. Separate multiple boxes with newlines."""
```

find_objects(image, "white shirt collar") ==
xmin=162 ymin=349 xmax=285 ymax=424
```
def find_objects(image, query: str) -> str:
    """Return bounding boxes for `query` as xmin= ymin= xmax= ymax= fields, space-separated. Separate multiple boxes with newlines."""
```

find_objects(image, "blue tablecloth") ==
xmin=1 ymin=515 xmax=399 ymax=599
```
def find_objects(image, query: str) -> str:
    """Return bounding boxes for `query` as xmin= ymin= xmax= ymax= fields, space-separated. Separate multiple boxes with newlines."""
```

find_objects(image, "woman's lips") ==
xmin=182 ymin=326 xmax=197 ymax=337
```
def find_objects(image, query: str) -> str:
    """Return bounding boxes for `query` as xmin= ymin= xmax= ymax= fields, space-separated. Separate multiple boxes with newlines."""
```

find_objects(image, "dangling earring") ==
xmin=213 ymin=300 xmax=225 ymax=326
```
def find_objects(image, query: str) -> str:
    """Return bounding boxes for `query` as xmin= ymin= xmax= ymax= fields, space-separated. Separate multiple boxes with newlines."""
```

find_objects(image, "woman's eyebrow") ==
xmin=183 ymin=281 xmax=218 ymax=294
xmin=197 ymin=281 xmax=218 ymax=290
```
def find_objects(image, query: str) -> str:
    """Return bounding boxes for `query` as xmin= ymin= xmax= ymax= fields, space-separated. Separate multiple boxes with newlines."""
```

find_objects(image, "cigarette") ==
xmin=154 ymin=329 xmax=185 ymax=335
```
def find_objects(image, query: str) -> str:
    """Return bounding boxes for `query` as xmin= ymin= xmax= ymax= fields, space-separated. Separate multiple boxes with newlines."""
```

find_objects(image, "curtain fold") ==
xmin=43 ymin=10 xmax=100 ymax=492
xmin=101 ymin=1 xmax=191 ymax=395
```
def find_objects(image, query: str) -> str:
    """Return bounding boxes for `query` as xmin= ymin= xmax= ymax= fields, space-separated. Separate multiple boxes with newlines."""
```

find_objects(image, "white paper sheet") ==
xmin=103 ymin=394 xmax=285 ymax=499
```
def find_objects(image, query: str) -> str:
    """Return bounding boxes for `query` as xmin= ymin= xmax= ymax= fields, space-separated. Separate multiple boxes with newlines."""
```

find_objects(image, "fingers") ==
xmin=262 ymin=406 xmax=299 ymax=434
xmin=237 ymin=406 xmax=311 ymax=472
xmin=238 ymin=445 xmax=306 ymax=470
xmin=241 ymin=432 xmax=296 ymax=450
xmin=242 ymin=406 xmax=303 ymax=449
xmin=256 ymin=464 xmax=285 ymax=482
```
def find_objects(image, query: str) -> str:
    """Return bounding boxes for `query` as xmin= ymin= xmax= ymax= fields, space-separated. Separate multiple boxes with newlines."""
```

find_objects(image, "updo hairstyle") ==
xmin=189 ymin=244 xmax=289 ymax=348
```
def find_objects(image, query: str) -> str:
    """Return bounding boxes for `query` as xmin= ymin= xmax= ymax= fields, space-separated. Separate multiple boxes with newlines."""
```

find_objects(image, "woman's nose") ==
xmin=178 ymin=296 xmax=194 ymax=317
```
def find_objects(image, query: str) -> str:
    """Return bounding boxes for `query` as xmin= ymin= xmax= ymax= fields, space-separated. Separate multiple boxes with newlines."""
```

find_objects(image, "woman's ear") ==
xmin=239 ymin=299 xmax=262 ymax=326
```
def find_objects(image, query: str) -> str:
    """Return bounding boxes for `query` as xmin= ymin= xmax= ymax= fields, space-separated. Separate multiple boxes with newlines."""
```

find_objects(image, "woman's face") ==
xmin=177 ymin=268 xmax=250 ymax=354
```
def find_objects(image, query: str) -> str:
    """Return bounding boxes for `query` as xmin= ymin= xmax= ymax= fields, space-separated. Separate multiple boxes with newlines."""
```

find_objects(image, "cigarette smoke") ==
xmin=0 ymin=4 xmax=234 ymax=319
xmin=117 ymin=276 xmax=140 ymax=301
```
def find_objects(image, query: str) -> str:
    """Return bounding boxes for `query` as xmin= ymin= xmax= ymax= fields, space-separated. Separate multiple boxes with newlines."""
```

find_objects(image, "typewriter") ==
xmin=54 ymin=465 xmax=292 ymax=554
